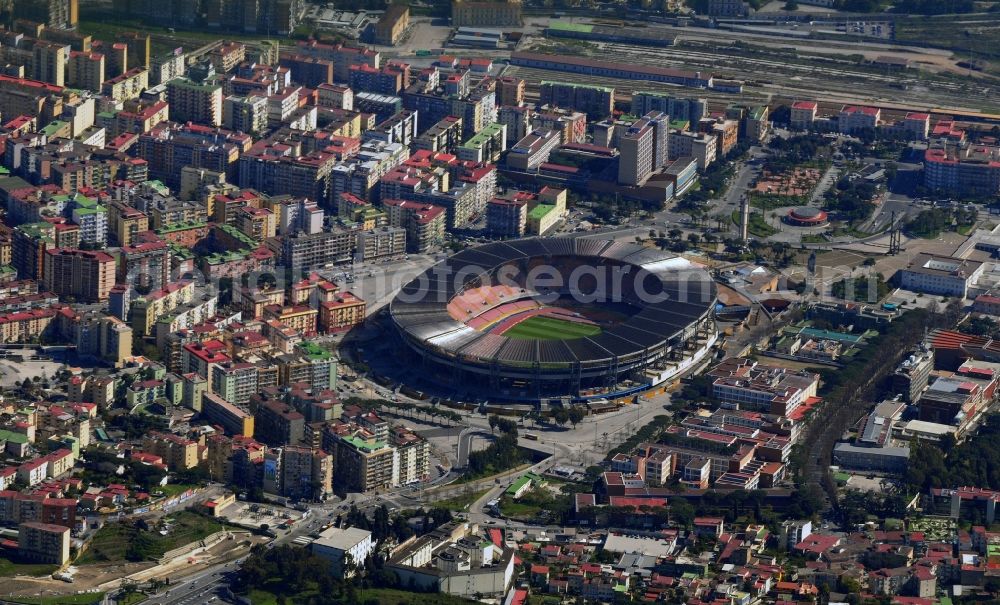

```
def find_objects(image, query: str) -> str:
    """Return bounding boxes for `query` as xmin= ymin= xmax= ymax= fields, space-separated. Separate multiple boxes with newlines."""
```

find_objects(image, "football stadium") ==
xmin=389 ymin=238 xmax=718 ymax=401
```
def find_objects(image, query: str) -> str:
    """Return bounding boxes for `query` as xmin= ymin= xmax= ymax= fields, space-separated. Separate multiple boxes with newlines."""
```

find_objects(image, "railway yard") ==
xmin=508 ymin=23 xmax=1000 ymax=116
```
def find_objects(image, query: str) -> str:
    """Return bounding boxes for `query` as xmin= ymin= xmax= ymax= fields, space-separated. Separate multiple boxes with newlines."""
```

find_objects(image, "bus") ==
xmin=523 ymin=433 xmax=539 ymax=441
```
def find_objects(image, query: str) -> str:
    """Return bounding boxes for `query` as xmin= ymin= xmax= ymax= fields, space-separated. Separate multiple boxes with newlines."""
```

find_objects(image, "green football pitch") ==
xmin=502 ymin=315 xmax=601 ymax=340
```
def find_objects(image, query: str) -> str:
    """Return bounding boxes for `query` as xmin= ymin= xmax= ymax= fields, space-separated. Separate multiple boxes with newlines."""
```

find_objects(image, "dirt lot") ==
xmin=6 ymin=533 xmax=264 ymax=599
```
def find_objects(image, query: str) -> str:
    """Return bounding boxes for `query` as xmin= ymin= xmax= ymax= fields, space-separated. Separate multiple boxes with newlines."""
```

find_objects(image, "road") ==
xmin=144 ymin=563 xmax=234 ymax=605
xmin=711 ymin=147 xmax=768 ymax=235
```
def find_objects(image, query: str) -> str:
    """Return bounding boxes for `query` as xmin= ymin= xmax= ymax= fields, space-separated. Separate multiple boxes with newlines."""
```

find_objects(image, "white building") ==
xmin=838 ymin=105 xmax=881 ymax=134
xmin=223 ymin=95 xmax=269 ymax=134
xmin=388 ymin=521 xmax=515 ymax=598
xmin=668 ymin=129 xmax=717 ymax=170
xmin=897 ymin=254 xmax=985 ymax=298
xmin=782 ymin=520 xmax=812 ymax=551
xmin=279 ymin=197 xmax=325 ymax=235
xmin=789 ymin=101 xmax=817 ymax=130
xmin=311 ymin=526 xmax=374 ymax=578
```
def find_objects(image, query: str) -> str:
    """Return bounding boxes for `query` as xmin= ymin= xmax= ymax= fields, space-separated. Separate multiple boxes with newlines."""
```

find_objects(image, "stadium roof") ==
xmin=390 ymin=238 xmax=716 ymax=367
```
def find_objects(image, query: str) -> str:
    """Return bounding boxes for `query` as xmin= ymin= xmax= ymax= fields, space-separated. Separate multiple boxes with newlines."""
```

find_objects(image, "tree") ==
xmin=784 ymin=0 xmax=799 ymax=8
xmin=670 ymin=498 xmax=695 ymax=528
xmin=119 ymin=578 xmax=139 ymax=599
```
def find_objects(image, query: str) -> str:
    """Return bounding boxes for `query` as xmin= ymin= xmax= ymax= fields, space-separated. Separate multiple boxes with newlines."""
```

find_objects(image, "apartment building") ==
xmin=329 ymin=140 xmax=409 ymax=203
xmin=392 ymin=427 xmax=430 ymax=485
xmin=382 ymin=199 xmax=446 ymax=253
xmin=211 ymin=362 xmax=259 ymax=406
xmin=101 ymin=68 xmax=149 ymax=102
xmin=0 ymin=308 xmax=57 ymax=344
xmin=414 ymin=116 xmax=464 ymax=153
xmin=294 ymin=40 xmax=380 ymax=82
xmin=486 ymin=197 xmax=527 ymax=237
xmin=540 ymin=81 xmax=614 ymax=120
xmin=255 ymin=399 xmax=305 ymax=446
xmin=238 ymin=143 xmax=338 ymax=204
xmin=333 ymin=432 xmax=396 ymax=492
xmin=276 ymin=446 xmax=332 ymax=500
xmin=150 ymin=50 xmax=186 ymax=85
xmin=69 ymin=196 xmax=109 ymax=246
xmin=496 ymin=76 xmax=525 ymax=107
xmin=13 ymin=0 xmax=79 ymax=29
xmin=118 ymin=239 xmax=171 ymax=292
xmin=618 ymin=117 xmax=655 ymax=186
xmin=506 ymin=129 xmax=560 ymax=171
xmin=32 ymin=41 xmax=69 ymax=88
xmin=42 ymin=249 xmax=115 ymax=302
xmin=136 ymin=123 xmax=245 ymax=190
xmin=130 ymin=280 xmax=195 ymax=335
xmin=18 ymin=522 xmax=70 ymax=566
xmin=279 ymin=229 xmax=356 ymax=269
xmin=223 ymin=95 xmax=269 ymax=134
xmin=108 ymin=201 xmax=149 ymax=247
xmin=167 ymin=78 xmax=224 ymax=126
xmin=236 ymin=206 xmax=277 ymax=241
xmin=67 ymin=50 xmax=104 ymax=92
xmin=373 ymin=5 xmax=410 ymax=45
xmin=143 ymin=431 xmax=199 ymax=469
xmin=668 ymin=129 xmax=718 ymax=170
xmin=451 ymin=0 xmax=523 ymax=27
xmin=201 ymin=392 xmax=254 ymax=437
xmin=457 ymin=122 xmax=507 ymax=163
xmin=316 ymin=83 xmax=354 ymax=110
xmin=529 ymin=107 xmax=586 ymax=145
xmin=279 ymin=55 xmax=334 ymax=88
xmin=350 ymin=63 xmax=408 ymax=96
xmin=632 ymin=92 xmax=707 ymax=125
xmin=357 ymin=226 xmax=406 ymax=262
xmin=319 ymin=291 xmax=367 ymax=333
xmin=924 ymin=144 xmax=1000 ymax=197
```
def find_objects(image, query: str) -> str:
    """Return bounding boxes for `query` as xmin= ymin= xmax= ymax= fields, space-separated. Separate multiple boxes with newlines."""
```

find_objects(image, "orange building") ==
xmin=319 ymin=291 xmax=366 ymax=333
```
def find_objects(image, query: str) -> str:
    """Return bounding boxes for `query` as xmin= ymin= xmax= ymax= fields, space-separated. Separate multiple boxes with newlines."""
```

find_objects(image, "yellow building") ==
xmin=237 ymin=285 xmax=285 ymax=320
xmin=264 ymin=304 xmax=318 ymax=335
xmin=143 ymin=432 xmax=199 ymax=469
xmin=327 ymin=112 xmax=363 ymax=138
xmin=101 ymin=67 xmax=149 ymax=102
xmin=525 ymin=187 xmax=567 ymax=236
xmin=118 ymin=32 xmax=151 ymax=70
xmin=202 ymin=392 xmax=254 ymax=437
xmin=32 ymin=40 xmax=68 ymax=87
xmin=131 ymin=280 xmax=196 ymax=336
xmin=374 ymin=5 xmax=410 ymax=46
xmin=18 ymin=522 xmax=70 ymax=566
xmin=109 ymin=201 xmax=149 ymax=247
xmin=210 ymin=42 xmax=246 ymax=73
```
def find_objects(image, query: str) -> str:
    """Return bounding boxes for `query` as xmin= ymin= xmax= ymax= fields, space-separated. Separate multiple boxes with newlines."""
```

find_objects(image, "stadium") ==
xmin=388 ymin=238 xmax=718 ymax=402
